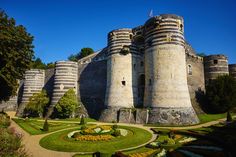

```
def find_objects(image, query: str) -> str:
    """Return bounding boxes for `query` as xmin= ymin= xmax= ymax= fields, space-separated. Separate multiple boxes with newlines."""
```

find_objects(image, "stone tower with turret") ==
xmin=100 ymin=29 xmax=140 ymax=122
xmin=143 ymin=14 xmax=199 ymax=125
xmin=204 ymin=55 xmax=229 ymax=84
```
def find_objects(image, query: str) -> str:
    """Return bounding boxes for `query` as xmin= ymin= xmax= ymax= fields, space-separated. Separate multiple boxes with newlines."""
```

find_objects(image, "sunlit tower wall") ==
xmin=204 ymin=55 xmax=229 ymax=84
xmin=51 ymin=61 xmax=78 ymax=106
xmin=229 ymin=64 xmax=236 ymax=79
xmin=16 ymin=69 xmax=45 ymax=116
xmin=100 ymin=28 xmax=139 ymax=122
xmin=144 ymin=14 xmax=199 ymax=125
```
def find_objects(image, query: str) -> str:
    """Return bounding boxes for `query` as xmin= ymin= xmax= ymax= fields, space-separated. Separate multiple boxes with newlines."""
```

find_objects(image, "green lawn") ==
xmin=12 ymin=118 xmax=79 ymax=135
xmin=39 ymin=126 xmax=152 ymax=152
xmin=197 ymin=113 xmax=231 ymax=123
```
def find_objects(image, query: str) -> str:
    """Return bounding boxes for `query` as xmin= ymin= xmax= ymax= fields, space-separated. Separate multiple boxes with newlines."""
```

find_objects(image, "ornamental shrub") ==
xmin=79 ymin=115 xmax=85 ymax=125
xmin=43 ymin=119 xmax=49 ymax=131
xmin=0 ymin=113 xmax=10 ymax=128
xmin=112 ymin=129 xmax=121 ymax=137
xmin=55 ymin=89 xmax=79 ymax=118
xmin=0 ymin=127 xmax=28 ymax=157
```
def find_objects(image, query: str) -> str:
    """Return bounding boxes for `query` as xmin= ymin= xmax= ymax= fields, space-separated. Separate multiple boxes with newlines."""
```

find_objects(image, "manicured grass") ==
xmin=12 ymin=118 xmax=79 ymax=135
xmin=39 ymin=126 xmax=152 ymax=152
xmin=197 ymin=113 xmax=231 ymax=123
xmin=48 ymin=117 xmax=97 ymax=122
xmin=21 ymin=117 xmax=97 ymax=122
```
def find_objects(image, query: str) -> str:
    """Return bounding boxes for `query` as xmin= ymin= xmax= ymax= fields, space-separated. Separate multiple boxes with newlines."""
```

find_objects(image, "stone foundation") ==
xmin=118 ymin=108 xmax=135 ymax=123
xmin=148 ymin=107 xmax=199 ymax=125
xmin=99 ymin=107 xmax=120 ymax=122
xmin=136 ymin=109 xmax=149 ymax=124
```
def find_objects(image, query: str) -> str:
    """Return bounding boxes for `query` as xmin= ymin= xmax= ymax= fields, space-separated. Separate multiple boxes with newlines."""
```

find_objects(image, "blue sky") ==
xmin=1 ymin=0 xmax=236 ymax=64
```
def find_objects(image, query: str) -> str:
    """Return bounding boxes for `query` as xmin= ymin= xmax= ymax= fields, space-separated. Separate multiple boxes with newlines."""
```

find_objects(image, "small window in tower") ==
xmin=188 ymin=65 xmax=192 ymax=75
xmin=122 ymin=81 xmax=126 ymax=86
xmin=213 ymin=60 xmax=218 ymax=64
xmin=180 ymin=24 xmax=183 ymax=31
xmin=149 ymin=79 xmax=152 ymax=86
xmin=134 ymin=64 xmax=136 ymax=70
xmin=140 ymin=61 xmax=144 ymax=67
xmin=130 ymin=34 xmax=133 ymax=40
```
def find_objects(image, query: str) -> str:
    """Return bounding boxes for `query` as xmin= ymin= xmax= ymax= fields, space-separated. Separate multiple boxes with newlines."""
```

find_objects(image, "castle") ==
xmin=1 ymin=14 xmax=236 ymax=125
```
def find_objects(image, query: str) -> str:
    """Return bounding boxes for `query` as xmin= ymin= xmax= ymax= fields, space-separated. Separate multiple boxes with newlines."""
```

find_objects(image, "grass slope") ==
xmin=12 ymin=118 xmax=79 ymax=135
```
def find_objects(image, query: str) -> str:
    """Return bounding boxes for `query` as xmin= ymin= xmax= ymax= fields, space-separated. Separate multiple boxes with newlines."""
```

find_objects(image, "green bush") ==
xmin=79 ymin=115 xmax=85 ymax=125
xmin=112 ymin=129 xmax=121 ymax=137
xmin=80 ymin=125 xmax=87 ymax=130
xmin=0 ymin=113 xmax=10 ymax=128
xmin=55 ymin=89 xmax=79 ymax=118
xmin=43 ymin=119 xmax=49 ymax=131
xmin=112 ymin=124 xmax=118 ymax=130
xmin=0 ymin=127 xmax=28 ymax=157
xmin=24 ymin=90 xmax=49 ymax=117
xmin=205 ymin=75 xmax=236 ymax=113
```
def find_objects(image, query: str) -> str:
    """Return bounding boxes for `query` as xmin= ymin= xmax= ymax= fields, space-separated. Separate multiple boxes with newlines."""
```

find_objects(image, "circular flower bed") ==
xmin=67 ymin=125 xmax=128 ymax=141
xmin=39 ymin=125 xmax=152 ymax=152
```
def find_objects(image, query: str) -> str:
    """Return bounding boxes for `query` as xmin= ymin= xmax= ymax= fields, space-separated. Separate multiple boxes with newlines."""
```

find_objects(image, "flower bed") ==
xmin=75 ymin=134 xmax=114 ymax=141
xmin=67 ymin=125 xmax=128 ymax=142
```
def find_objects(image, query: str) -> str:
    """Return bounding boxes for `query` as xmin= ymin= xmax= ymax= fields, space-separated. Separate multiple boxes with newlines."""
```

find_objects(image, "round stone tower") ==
xmin=143 ymin=14 xmax=199 ymax=125
xmin=16 ymin=69 xmax=45 ymax=116
xmin=204 ymin=55 xmax=229 ymax=84
xmin=51 ymin=61 xmax=78 ymax=105
xmin=229 ymin=64 xmax=236 ymax=79
xmin=100 ymin=28 xmax=139 ymax=122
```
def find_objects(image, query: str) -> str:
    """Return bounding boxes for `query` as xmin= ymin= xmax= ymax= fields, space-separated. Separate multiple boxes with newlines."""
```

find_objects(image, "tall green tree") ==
xmin=24 ymin=90 xmax=49 ymax=117
xmin=0 ymin=10 xmax=34 ymax=101
xmin=55 ymin=89 xmax=79 ymax=118
xmin=205 ymin=75 xmax=236 ymax=113
xmin=68 ymin=47 xmax=94 ymax=61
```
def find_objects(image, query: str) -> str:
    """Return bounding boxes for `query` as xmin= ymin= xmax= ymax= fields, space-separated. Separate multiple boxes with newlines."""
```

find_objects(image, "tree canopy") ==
xmin=205 ymin=75 xmax=236 ymax=113
xmin=55 ymin=89 xmax=79 ymax=118
xmin=0 ymin=10 xmax=34 ymax=102
xmin=24 ymin=90 xmax=49 ymax=117
xmin=68 ymin=47 xmax=94 ymax=61
xmin=30 ymin=57 xmax=55 ymax=69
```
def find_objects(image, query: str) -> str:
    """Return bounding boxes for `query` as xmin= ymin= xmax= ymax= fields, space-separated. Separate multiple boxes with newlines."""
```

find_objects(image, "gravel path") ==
xmin=6 ymin=111 xmax=230 ymax=157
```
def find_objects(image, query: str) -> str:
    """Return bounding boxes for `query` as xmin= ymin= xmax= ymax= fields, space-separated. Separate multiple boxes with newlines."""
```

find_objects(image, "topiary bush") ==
xmin=79 ymin=115 xmax=86 ymax=125
xmin=112 ymin=129 xmax=121 ymax=137
xmin=43 ymin=119 xmax=49 ymax=131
